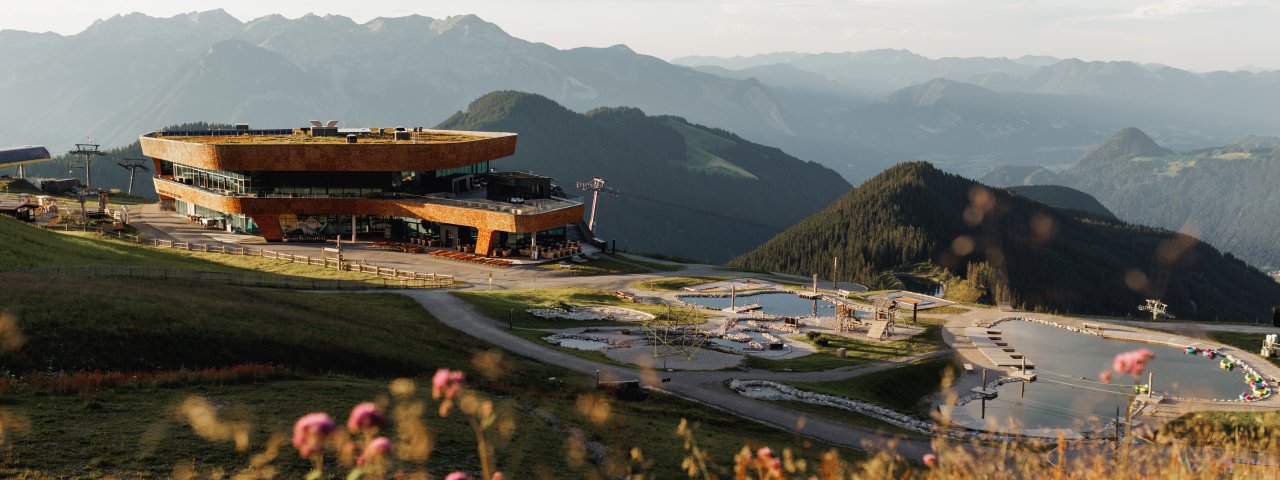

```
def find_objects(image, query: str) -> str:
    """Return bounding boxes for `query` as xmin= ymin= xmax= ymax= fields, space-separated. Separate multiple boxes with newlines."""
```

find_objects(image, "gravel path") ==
xmin=402 ymin=289 xmax=940 ymax=458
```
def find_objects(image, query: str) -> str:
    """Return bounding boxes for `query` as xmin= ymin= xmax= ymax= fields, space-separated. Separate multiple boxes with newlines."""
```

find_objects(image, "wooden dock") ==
xmin=965 ymin=327 xmax=1036 ymax=369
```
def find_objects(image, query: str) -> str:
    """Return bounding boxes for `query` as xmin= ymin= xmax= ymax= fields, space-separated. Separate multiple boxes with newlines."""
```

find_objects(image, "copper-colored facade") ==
xmin=141 ymin=129 xmax=584 ymax=256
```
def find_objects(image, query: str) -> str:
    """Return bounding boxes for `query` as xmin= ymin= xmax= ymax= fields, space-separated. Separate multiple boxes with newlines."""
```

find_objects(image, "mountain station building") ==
xmin=139 ymin=125 xmax=585 ymax=258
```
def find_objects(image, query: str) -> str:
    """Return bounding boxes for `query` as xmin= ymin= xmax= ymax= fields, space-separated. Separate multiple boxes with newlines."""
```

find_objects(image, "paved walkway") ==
xmin=119 ymin=208 xmax=1280 ymax=460
xmin=402 ymin=290 xmax=938 ymax=458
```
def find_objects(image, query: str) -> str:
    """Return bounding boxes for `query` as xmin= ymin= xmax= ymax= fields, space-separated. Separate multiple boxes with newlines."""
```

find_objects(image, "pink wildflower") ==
xmin=357 ymin=436 xmax=393 ymax=466
xmin=347 ymin=402 xmax=388 ymax=433
xmin=444 ymin=473 xmax=471 ymax=480
xmin=756 ymin=447 xmax=774 ymax=460
xmin=432 ymin=369 xmax=465 ymax=400
xmin=434 ymin=368 xmax=466 ymax=416
xmin=291 ymin=412 xmax=336 ymax=458
xmin=1100 ymin=371 xmax=1113 ymax=383
xmin=756 ymin=447 xmax=782 ymax=474
xmin=1112 ymin=349 xmax=1155 ymax=377
xmin=923 ymin=453 xmax=938 ymax=468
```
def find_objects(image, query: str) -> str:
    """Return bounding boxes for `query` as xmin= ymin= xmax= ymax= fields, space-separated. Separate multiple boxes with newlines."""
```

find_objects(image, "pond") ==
xmin=549 ymin=338 xmax=609 ymax=351
xmin=956 ymin=320 xmax=1249 ymax=432
xmin=895 ymin=274 xmax=943 ymax=297
xmin=680 ymin=292 xmax=867 ymax=318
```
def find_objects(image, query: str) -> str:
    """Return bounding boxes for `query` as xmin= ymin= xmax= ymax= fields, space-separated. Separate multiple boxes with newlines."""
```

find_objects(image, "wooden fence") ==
xmin=18 ymin=265 xmax=450 ymax=290
xmin=36 ymin=224 xmax=454 ymax=288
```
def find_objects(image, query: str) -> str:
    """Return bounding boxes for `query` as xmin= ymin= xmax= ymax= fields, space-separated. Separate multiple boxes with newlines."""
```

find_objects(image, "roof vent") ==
xmin=235 ymin=123 xmax=249 ymax=131
xmin=326 ymin=120 xmax=339 ymax=128
xmin=394 ymin=126 xmax=406 ymax=132
xmin=346 ymin=134 xmax=358 ymax=144
xmin=309 ymin=120 xmax=323 ymax=127
xmin=394 ymin=130 xmax=410 ymax=141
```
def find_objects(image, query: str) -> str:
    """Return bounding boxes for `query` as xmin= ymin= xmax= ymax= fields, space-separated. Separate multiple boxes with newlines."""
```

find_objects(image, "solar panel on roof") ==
xmin=0 ymin=146 xmax=51 ymax=168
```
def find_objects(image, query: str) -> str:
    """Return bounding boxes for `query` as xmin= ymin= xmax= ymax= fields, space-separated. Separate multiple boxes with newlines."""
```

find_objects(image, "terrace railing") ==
xmin=155 ymin=176 xmax=584 ymax=215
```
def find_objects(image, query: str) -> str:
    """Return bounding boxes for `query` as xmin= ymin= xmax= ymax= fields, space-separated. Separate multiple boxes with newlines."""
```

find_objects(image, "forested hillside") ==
xmin=984 ymin=128 xmax=1280 ymax=272
xmin=731 ymin=162 xmax=1280 ymax=322
xmin=437 ymin=91 xmax=850 ymax=262
xmin=1006 ymin=185 xmax=1117 ymax=221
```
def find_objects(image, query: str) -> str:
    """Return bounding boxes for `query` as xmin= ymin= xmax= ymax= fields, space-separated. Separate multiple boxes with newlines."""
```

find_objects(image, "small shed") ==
xmin=0 ymin=198 xmax=38 ymax=221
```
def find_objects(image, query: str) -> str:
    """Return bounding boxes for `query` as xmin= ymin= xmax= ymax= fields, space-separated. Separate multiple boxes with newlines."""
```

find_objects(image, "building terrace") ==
xmin=158 ymin=129 xmax=488 ymax=145
xmin=141 ymin=124 xmax=585 ymax=258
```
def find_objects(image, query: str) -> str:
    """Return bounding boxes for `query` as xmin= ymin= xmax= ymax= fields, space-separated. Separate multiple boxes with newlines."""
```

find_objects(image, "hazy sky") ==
xmin=2 ymin=0 xmax=1276 ymax=72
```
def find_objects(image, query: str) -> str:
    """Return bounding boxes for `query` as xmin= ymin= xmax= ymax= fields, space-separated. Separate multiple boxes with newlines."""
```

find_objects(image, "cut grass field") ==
xmin=539 ymin=256 xmax=649 ymax=276
xmin=451 ymin=287 xmax=703 ymax=330
xmin=629 ymin=275 xmax=735 ymax=292
xmin=786 ymin=356 xmax=959 ymax=414
xmin=615 ymin=253 xmax=688 ymax=272
xmin=1208 ymin=331 xmax=1280 ymax=366
xmin=0 ymin=216 xmax=394 ymax=285
xmin=745 ymin=320 xmax=949 ymax=372
xmin=0 ymin=178 xmax=42 ymax=194
xmin=0 ymin=275 xmax=862 ymax=477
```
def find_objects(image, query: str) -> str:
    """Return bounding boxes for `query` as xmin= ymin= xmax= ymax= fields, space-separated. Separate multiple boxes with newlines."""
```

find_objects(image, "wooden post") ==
xmin=832 ymin=256 xmax=839 ymax=290
xmin=981 ymin=368 xmax=988 ymax=420
xmin=730 ymin=285 xmax=736 ymax=310
xmin=1147 ymin=372 xmax=1153 ymax=397
xmin=812 ymin=273 xmax=817 ymax=294
xmin=351 ymin=215 xmax=357 ymax=243
xmin=1021 ymin=357 xmax=1027 ymax=398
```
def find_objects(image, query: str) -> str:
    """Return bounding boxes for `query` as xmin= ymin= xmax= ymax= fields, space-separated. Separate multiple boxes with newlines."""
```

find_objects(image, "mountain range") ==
xmin=677 ymin=50 xmax=1280 ymax=176
xmin=982 ymin=128 xmax=1280 ymax=273
xmin=731 ymin=162 xmax=1280 ymax=322
xmin=6 ymin=11 xmax=1280 ymax=187
xmin=1 ymin=10 xmax=867 ymax=178
xmin=436 ymin=91 xmax=850 ymax=262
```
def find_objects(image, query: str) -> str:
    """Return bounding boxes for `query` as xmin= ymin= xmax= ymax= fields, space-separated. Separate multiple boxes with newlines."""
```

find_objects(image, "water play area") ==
xmin=679 ymin=292 xmax=855 ymax=317
xmin=953 ymin=320 xmax=1260 ymax=433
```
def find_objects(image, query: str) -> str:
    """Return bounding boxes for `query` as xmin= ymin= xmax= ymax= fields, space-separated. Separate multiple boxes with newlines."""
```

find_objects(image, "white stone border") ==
xmin=985 ymin=317 xmax=1270 ymax=403
xmin=729 ymin=379 xmax=1025 ymax=443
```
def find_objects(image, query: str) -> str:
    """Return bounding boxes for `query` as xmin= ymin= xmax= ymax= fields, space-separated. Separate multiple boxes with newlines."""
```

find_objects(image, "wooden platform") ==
xmin=866 ymin=320 xmax=890 ymax=340
xmin=966 ymin=326 xmax=1035 ymax=369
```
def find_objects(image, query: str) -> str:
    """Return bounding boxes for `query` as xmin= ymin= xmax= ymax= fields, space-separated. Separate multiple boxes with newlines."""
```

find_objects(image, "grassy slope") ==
xmin=788 ymin=357 xmax=959 ymax=413
xmin=450 ymin=287 xmax=698 ymax=329
xmin=0 ymin=276 xmax=859 ymax=477
xmin=539 ymin=256 xmax=649 ymax=276
xmin=0 ymin=209 xmax=864 ymax=476
xmin=0 ymin=216 xmax=387 ymax=283
xmin=629 ymin=276 xmax=736 ymax=292
xmin=745 ymin=321 xmax=948 ymax=372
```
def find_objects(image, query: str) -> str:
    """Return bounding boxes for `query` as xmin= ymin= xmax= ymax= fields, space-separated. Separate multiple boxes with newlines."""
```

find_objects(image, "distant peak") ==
xmin=432 ymin=14 xmax=505 ymax=34
xmin=1076 ymin=127 xmax=1172 ymax=165
xmin=881 ymin=78 xmax=996 ymax=107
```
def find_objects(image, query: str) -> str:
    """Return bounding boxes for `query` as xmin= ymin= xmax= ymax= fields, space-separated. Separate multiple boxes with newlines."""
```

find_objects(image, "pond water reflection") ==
xmin=957 ymin=320 xmax=1247 ymax=432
